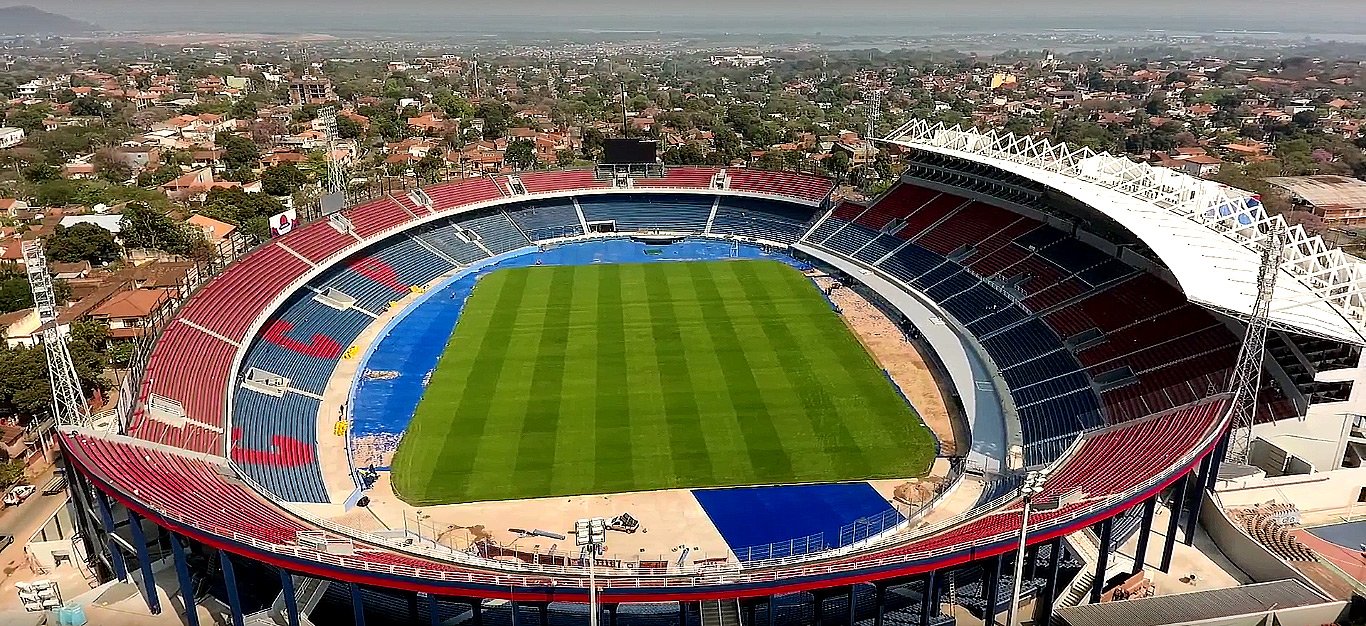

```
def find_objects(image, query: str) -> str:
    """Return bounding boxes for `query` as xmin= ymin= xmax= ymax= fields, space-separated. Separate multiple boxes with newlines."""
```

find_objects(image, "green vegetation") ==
xmin=392 ymin=260 xmax=934 ymax=505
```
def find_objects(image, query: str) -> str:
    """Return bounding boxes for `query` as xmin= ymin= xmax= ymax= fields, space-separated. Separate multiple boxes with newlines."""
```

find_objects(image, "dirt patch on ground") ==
xmin=812 ymin=273 xmax=957 ymax=456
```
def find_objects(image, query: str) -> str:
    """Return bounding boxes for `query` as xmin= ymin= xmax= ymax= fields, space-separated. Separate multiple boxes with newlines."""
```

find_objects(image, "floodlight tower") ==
xmin=318 ymin=106 xmax=348 ymax=209
xmin=863 ymin=85 xmax=883 ymax=140
xmin=1225 ymin=223 xmax=1284 ymax=465
xmin=575 ymin=518 xmax=607 ymax=626
xmin=22 ymin=240 xmax=89 ymax=428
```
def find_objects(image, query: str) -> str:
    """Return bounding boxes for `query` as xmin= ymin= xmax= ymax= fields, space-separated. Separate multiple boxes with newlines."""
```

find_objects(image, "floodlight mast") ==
xmin=23 ymin=240 xmax=88 ymax=428
xmin=1225 ymin=223 xmax=1284 ymax=465
xmin=576 ymin=517 xmax=608 ymax=626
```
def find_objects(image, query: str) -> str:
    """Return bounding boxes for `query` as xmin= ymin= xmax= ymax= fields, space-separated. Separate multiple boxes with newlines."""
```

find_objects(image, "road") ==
xmin=0 ymin=463 xmax=86 ymax=611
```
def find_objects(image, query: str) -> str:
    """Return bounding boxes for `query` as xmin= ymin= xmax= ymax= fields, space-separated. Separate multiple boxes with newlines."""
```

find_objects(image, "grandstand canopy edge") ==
xmin=887 ymin=139 xmax=1366 ymax=346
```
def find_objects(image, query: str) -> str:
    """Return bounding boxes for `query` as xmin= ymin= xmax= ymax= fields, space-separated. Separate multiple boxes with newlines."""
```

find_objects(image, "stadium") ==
xmin=53 ymin=119 xmax=1366 ymax=626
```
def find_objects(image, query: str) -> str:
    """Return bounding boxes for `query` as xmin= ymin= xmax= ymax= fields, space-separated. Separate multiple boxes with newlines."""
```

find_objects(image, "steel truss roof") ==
xmin=884 ymin=119 xmax=1366 ymax=345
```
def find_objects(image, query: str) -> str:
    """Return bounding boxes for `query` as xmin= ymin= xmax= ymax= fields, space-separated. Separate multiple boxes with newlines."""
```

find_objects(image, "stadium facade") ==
xmin=56 ymin=121 xmax=1366 ymax=626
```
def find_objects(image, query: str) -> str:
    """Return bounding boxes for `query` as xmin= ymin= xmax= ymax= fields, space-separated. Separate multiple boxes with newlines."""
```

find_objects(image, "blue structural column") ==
xmin=765 ymin=595 xmax=775 ymax=626
xmin=125 ymin=509 xmax=161 ymax=615
xmin=983 ymin=553 xmax=1002 ymax=625
xmin=919 ymin=569 xmax=937 ymax=626
xmin=278 ymin=570 xmax=299 ymax=626
xmin=1160 ymin=473 xmax=1189 ymax=572
xmin=93 ymin=490 xmax=129 ymax=581
xmin=428 ymin=594 xmax=442 ymax=626
xmin=1033 ymin=538 xmax=1063 ymax=626
xmin=848 ymin=585 xmax=859 ymax=626
xmin=1090 ymin=517 xmax=1114 ymax=603
xmin=1133 ymin=496 xmax=1157 ymax=574
xmin=351 ymin=583 xmax=367 ymax=626
xmin=218 ymin=550 xmax=245 ymax=626
xmin=1184 ymin=461 xmax=1209 ymax=546
xmin=167 ymin=533 xmax=199 ymax=626
xmin=873 ymin=583 xmax=887 ymax=626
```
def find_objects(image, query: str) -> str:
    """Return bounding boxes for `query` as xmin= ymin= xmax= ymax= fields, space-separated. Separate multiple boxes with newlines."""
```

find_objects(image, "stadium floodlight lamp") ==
xmin=574 ymin=519 xmax=591 ymax=547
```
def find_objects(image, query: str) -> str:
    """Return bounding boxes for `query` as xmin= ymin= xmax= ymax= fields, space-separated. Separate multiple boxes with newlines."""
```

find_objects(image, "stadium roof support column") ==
xmin=1160 ymin=473 xmax=1189 ymax=572
xmin=126 ymin=509 xmax=162 ymax=615
xmin=1032 ymin=537 xmax=1064 ymax=626
xmin=1132 ymin=496 xmax=1157 ymax=574
xmin=169 ymin=533 xmax=200 ymax=626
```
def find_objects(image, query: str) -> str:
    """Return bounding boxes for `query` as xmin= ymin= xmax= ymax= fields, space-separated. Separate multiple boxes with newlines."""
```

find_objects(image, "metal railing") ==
xmin=80 ymin=410 xmax=1222 ymax=590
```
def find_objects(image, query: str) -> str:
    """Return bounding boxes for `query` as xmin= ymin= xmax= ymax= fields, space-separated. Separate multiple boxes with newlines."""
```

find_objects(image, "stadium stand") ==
xmin=578 ymin=194 xmax=715 ymax=232
xmin=517 ymin=169 xmax=611 ymax=195
xmin=710 ymin=197 xmax=819 ymax=244
xmin=727 ymin=169 xmax=834 ymax=204
xmin=424 ymin=177 xmax=503 ymax=212
xmin=506 ymin=200 xmax=585 ymax=241
xmin=345 ymin=198 xmax=413 ymax=238
xmin=455 ymin=212 xmax=533 ymax=255
xmin=281 ymin=218 xmax=357 ymax=264
xmin=632 ymin=166 xmax=721 ymax=189
xmin=84 ymin=162 xmax=1285 ymax=617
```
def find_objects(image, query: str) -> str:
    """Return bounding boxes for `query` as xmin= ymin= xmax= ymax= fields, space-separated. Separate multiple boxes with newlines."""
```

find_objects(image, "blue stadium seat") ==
xmin=506 ymin=200 xmax=584 ymax=241
xmin=232 ymin=389 xmax=328 ymax=503
xmin=578 ymin=194 xmax=714 ymax=232
xmin=458 ymin=212 xmax=532 ymax=255
xmin=710 ymin=197 xmax=817 ymax=243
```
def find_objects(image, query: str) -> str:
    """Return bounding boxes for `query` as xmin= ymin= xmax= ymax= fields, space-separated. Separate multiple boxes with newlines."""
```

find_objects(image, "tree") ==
xmin=201 ymin=187 xmax=284 ymax=239
xmin=4 ymin=105 xmax=50 ymax=134
xmin=261 ymin=163 xmax=310 ymax=196
xmin=336 ymin=115 xmax=363 ymax=140
xmin=119 ymin=202 xmax=206 ymax=257
xmin=216 ymin=132 xmax=260 ymax=171
xmin=0 ymin=460 xmax=24 ymax=491
xmin=22 ymin=163 xmax=60 ymax=183
xmin=827 ymin=150 xmax=851 ymax=176
xmin=137 ymin=164 xmax=182 ymax=188
xmin=45 ymin=223 xmax=121 ymax=265
xmin=69 ymin=97 xmax=107 ymax=118
xmin=413 ymin=149 xmax=446 ymax=183
xmin=92 ymin=149 xmax=132 ymax=183
xmin=503 ymin=140 xmax=537 ymax=170
xmin=476 ymin=102 xmax=510 ymax=139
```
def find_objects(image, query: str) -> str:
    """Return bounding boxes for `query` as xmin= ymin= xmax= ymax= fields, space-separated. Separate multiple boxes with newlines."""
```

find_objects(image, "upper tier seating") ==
xmin=178 ymin=245 xmax=312 ymax=341
xmin=632 ymin=166 xmax=721 ymax=189
xmin=423 ymin=177 xmax=503 ymax=212
xmin=280 ymin=219 xmax=356 ymax=264
xmin=517 ymin=170 xmax=610 ymax=195
xmin=727 ymin=169 xmax=834 ymax=203
xmin=346 ymin=198 xmax=412 ymax=238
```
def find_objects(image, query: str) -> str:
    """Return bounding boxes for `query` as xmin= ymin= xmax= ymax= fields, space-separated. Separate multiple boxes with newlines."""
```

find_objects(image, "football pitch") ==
xmin=391 ymin=259 xmax=935 ymax=505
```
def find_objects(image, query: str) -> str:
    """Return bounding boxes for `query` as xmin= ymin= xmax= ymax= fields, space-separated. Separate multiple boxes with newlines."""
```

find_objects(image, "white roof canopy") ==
xmin=883 ymin=120 xmax=1366 ymax=345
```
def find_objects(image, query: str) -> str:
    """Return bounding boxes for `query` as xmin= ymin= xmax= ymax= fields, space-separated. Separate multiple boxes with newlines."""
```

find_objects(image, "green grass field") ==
xmin=391 ymin=259 xmax=935 ymax=505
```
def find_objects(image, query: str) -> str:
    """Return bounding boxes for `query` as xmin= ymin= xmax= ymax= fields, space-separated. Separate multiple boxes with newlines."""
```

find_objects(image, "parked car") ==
xmin=3 ymin=484 xmax=35 ymax=507
xmin=0 ymin=535 xmax=12 ymax=552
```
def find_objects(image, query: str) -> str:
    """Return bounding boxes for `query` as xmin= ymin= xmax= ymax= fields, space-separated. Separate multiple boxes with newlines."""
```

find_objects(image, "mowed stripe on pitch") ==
xmin=393 ymin=259 xmax=934 ymax=505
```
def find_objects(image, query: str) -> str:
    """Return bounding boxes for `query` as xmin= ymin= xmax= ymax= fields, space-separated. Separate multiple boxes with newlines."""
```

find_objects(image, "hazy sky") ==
xmin=13 ymin=0 xmax=1366 ymax=36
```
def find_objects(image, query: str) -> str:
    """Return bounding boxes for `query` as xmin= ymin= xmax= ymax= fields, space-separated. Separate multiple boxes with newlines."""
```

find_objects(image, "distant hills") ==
xmin=0 ymin=5 xmax=99 ymax=35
